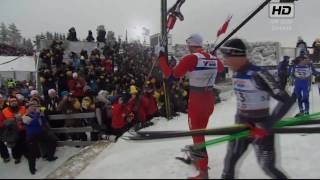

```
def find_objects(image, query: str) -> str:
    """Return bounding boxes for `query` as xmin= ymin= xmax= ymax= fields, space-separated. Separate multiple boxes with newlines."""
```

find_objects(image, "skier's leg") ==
xmin=221 ymin=137 xmax=251 ymax=179
xmin=253 ymin=135 xmax=288 ymax=179
xmin=294 ymin=86 xmax=304 ymax=113
xmin=0 ymin=140 xmax=10 ymax=161
xmin=187 ymin=92 xmax=214 ymax=178
xmin=188 ymin=115 xmax=209 ymax=171
xmin=302 ymin=86 xmax=310 ymax=114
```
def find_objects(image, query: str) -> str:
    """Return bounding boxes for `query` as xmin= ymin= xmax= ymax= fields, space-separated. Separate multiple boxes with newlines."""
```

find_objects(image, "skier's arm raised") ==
xmin=159 ymin=54 xmax=197 ymax=79
xmin=159 ymin=54 xmax=224 ymax=79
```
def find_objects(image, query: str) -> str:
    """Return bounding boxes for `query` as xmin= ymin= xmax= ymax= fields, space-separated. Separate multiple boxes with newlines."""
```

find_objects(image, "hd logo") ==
xmin=269 ymin=3 xmax=295 ymax=18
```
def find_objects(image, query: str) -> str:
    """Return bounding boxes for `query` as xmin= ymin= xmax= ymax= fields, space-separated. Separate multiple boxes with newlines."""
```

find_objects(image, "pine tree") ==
xmin=46 ymin=31 xmax=53 ymax=40
xmin=35 ymin=35 xmax=41 ymax=49
xmin=25 ymin=38 xmax=33 ymax=51
xmin=22 ymin=37 xmax=27 ymax=48
xmin=54 ymin=32 xmax=58 ymax=40
xmin=0 ymin=22 xmax=9 ymax=44
xmin=8 ymin=23 xmax=22 ymax=46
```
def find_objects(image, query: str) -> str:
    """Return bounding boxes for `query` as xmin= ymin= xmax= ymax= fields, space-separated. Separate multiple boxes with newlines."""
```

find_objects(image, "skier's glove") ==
xmin=246 ymin=123 xmax=268 ymax=139
xmin=155 ymin=45 xmax=165 ymax=58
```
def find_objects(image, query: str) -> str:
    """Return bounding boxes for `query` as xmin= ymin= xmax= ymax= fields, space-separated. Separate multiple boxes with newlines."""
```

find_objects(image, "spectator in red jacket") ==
xmin=127 ymin=85 xmax=150 ymax=130
xmin=143 ymin=84 xmax=159 ymax=120
xmin=111 ymin=95 xmax=133 ymax=139
xmin=101 ymin=56 xmax=113 ymax=74
xmin=68 ymin=72 xmax=86 ymax=98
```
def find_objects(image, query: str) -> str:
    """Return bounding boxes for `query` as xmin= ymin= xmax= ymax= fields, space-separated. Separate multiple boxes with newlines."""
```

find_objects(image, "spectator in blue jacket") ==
xmin=23 ymin=99 xmax=57 ymax=175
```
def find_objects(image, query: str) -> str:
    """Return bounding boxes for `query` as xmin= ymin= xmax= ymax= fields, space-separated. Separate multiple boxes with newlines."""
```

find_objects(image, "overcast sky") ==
xmin=0 ymin=0 xmax=319 ymax=47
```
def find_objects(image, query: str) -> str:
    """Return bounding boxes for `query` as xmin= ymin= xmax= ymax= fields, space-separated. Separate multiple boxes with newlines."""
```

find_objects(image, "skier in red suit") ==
xmin=158 ymin=34 xmax=224 ymax=179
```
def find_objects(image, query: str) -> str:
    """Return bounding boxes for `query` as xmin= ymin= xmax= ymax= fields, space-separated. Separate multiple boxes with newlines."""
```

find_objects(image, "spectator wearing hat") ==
xmin=23 ymin=99 xmax=57 ymax=175
xmin=2 ymin=97 xmax=28 ymax=164
xmin=29 ymin=90 xmax=45 ymax=107
xmin=81 ymin=96 xmax=99 ymax=141
xmin=127 ymin=86 xmax=149 ymax=130
xmin=79 ymin=56 xmax=86 ymax=67
xmin=142 ymin=83 xmax=159 ymax=121
xmin=16 ymin=94 xmax=26 ymax=106
xmin=68 ymin=72 xmax=86 ymax=99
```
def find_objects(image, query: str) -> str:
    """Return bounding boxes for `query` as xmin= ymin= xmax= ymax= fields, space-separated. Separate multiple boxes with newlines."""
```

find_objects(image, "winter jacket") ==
xmin=2 ymin=106 xmax=27 ymax=131
xmin=111 ymin=103 xmax=129 ymax=129
xmin=68 ymin=78 xmax=86 ymax=97
xmin=23 ymin=112 xmax=45 ymax=136
xmin=143 ymin=93 xmax=158 ymax=117
xmin=72 ymin=58 xmax=81 ymax=70
xmin=101 ymin=59 xmax=113 ymax=73
xmin=87 ymin=79 xmax=98 ymax=93
xmin=57 ymin=75 xmax=69 ymax=94
xmin=45 ymin=96 xmax=60 ymax=114
xmin=127 ymin=95 xmax=149 ymax=122
xmin=57 ymin=98 xmax=81 ymax=114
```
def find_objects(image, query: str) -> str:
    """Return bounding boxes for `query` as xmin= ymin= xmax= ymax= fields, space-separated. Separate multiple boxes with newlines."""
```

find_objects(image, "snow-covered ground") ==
xmin=1 ymin=85 xmax=319 ymax=179
xmin=77 ymin=85 xmax=320 ymax=179
xmin=0 ymin=146 xmax=80 ymax=179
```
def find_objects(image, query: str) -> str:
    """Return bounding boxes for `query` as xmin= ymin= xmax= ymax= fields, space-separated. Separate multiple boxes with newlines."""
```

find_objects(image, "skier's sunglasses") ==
xmin=220 ymin=47 xmax=246 ymax=57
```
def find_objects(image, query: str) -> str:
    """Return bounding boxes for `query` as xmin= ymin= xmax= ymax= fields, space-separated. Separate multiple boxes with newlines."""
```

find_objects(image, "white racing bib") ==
xmin=294 ymin=66 xmax=312 ymax=79
xmin=188 ymin=53 xmax=218 ymax=87
xmin=233 ymin=77 xmax=270 ymax=111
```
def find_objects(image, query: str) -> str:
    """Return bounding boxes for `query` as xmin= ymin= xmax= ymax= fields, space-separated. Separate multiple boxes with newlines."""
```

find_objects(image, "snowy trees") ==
xmin=0 ymin=22 xmax=34 ymax=52
xmin=0 ymin=22 xmax=22 ymax=46
xmin=0 ymin=23 xmax=9 ymax=44
xmin=7 ymin=23 xmax=22 ymax=46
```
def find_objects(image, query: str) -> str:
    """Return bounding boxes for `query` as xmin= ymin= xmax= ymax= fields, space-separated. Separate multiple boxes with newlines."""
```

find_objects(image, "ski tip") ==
xmin=121 ymin=136 xmax=131 ymax=140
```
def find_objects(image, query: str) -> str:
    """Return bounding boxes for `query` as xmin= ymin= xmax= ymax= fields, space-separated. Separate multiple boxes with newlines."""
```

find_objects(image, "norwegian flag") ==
xmin=216 ymin=15 xmax=232 ymax=37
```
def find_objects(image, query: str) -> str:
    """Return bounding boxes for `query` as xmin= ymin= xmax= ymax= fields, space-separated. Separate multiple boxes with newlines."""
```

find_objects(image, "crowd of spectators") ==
xmin=0 ymin=27 xmax=228 ymax=175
